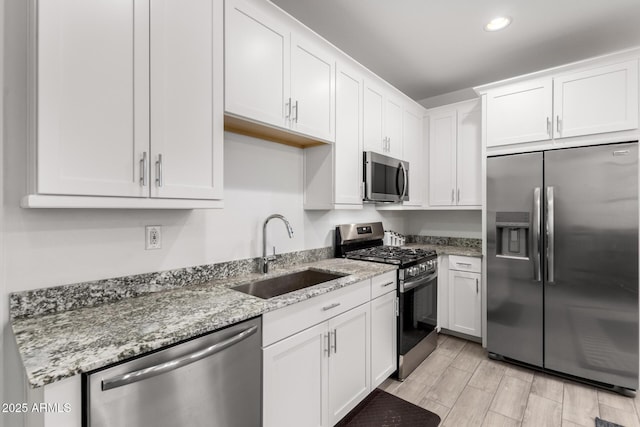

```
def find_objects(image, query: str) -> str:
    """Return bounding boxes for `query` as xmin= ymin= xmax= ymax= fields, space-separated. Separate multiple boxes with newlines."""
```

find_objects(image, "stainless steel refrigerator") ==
xmin=487 ymin=142 xmax=639 ymax=392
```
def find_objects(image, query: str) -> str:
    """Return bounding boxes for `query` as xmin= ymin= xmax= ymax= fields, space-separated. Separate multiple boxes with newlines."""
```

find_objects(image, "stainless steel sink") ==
xmin=232 ymin=269 xmax=348 ymax=299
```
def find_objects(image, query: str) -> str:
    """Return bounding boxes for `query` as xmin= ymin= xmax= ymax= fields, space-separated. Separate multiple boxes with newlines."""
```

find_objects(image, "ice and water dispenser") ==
xmin=495 ymin=212 xmax=530 ymax=258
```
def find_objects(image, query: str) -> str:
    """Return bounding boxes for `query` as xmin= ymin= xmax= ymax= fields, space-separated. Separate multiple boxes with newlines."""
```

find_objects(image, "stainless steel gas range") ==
xmin=335 ymin=222 xmax=438 ymax=381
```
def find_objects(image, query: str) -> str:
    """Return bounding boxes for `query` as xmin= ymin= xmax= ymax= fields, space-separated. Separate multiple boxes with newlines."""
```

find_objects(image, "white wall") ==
xmin=407 ymin=210 xmax=482 ymax=239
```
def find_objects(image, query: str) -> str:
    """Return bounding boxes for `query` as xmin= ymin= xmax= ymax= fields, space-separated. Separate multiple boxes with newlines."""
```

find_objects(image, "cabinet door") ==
xmin=448 ymin=270 xmax=481 ymax=337
xmin=486 ymin=78 xmax=553 ymax=147
xmin=370 ymin=291 xmax=397 ymax=389
xmin=363 ymin=80 xmax=385 ymax=154
xmin=263 ymin=322 xmax=329 ymax=427
xmin=428 ymin=109 xmax=457 ymax=206
xmin=225 ymin=0 xmax=290 ymax=129
xmin=328 ymin=304 xmax=370 ymax=426
xmin=150 ymin=0 xmax=223 ymax=200
xmin=385 ymin=97 xmax=403 ymax=159
xmin=402 ymin=107 xmax=424 ymax=206
xmin=554 ymin=60 xmax=639 ymax=139
xmin=456 ymin=102 xmax=481 ymax=206
xmin=334 ymin=63 xmax=364 ymax=205
xmin=37 ymin=0 xmax=149 ymax=197
xmin=290 ymin=34 xmax=335 ymax=142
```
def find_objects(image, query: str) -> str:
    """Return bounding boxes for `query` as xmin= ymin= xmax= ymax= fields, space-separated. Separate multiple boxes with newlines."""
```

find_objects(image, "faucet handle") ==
xmin=265 ymin=246 xmax=277 ymax=262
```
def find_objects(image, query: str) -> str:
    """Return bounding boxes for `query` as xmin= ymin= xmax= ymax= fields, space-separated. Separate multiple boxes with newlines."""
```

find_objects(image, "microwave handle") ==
xmin=399 ymin=162 xmax=408 ymax=201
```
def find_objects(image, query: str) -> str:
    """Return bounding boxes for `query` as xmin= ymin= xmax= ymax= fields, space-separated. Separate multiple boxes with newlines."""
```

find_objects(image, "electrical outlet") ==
xmin=145 ymin=226 xmax=162 ymax=250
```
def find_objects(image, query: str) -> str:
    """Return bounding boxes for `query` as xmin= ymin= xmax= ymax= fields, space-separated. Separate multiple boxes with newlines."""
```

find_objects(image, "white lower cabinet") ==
xmin=370 ymin=290 xmax=397 ymax=389
xmin=328 ymin=304 xmax=370 ymax=425
xmin=263 ymin=322 xmax=329 ymax=427
xmin=447 ymin=255 xmax=482 ymax=338
xmin=263 ymin=303 xmax=370 ymax=427
xmin=263 ymin=273 xmax=397 ymax=427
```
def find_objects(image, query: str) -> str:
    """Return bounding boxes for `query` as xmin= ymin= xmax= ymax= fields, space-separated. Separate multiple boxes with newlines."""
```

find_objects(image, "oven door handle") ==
xmin=400 ymin=272 xmax=437 ymax=293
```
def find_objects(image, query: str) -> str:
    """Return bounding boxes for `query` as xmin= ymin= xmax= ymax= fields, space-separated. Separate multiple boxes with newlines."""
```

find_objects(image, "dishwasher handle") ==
xmin=102 ymin=325 xmax=258 ymax=391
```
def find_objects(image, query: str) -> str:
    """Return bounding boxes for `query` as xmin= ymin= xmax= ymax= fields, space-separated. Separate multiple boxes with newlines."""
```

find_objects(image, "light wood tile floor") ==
xmin=380 ymin=334 xmax=640 ymax=427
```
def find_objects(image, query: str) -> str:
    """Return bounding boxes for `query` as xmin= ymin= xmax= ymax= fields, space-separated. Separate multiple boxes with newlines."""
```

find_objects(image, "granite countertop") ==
xmin=12 ymin=258 xmax=396 ymax=388
xmin=404 ymin=243 xmax=482 ymax=257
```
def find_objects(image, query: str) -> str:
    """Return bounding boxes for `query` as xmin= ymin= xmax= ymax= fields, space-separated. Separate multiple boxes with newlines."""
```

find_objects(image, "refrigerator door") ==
xmin=544 ymin=142 xmax=638 ymax=389
xmin=487 ymin=152 xmax=544 ymax=367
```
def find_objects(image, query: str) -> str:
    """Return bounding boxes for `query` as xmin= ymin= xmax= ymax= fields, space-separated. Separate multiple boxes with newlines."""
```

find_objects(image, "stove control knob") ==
xmin=410 ymin=267 xmax=419 ymax=277
xmin=420 ymin=263 xmax=427 ymax=272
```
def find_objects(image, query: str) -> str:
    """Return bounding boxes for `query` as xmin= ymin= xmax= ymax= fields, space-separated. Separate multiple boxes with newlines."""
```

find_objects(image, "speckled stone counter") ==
xmin=404 ymin=235 xmax=482 ymax=257
xmin=11 ymin=258 xmax=396 ymax=388
xmin=405 ymin=243 xmax=482 ymax=257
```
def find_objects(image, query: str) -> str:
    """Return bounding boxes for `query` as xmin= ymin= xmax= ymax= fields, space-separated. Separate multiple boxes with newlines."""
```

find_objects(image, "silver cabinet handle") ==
xmin=293 ymin=100 xmax=299 ymax=123
xmin=457 ymin=188 xmax=460 ymax=203
xmin=102 ymin=325 xmax=258 ymax=391
xmin=332 ymin=329 xmax=337 ymax=354
xmin=139 ymin=152 xmax=148 ymax=187
xmin=546 ymin=186 xmax=555 ymax=283
xmin=451 ymin=189 xmax=455 ymax=203
xmin=155 ymin=154 xmax=163 ymax=187
xmin=546 ymin=117 xmax=551 ymax=138
xmin=382 ymin=281 xmax=395 ymax=287
xmin=533 ymin=187 xmax=542 ymax=281
xmin=322 ymin=302 xmax=341 ymax=311
xmin=456 ymin=262 xmax=472 ymax=267
xmin=325 ymin=333 xmax=331 ymax=357
xmin=399 ymin=161 xmax=408 ymax=201
xmin=556 ymin=115 xmax=562 ymax=136
xmin=285 ymin=97 xmax=291 ymax=120
xmin=476 ymin=278 xmax=479 ymax=293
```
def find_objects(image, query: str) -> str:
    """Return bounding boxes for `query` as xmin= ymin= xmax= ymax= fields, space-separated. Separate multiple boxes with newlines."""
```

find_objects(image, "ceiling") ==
xmin=270 ymin=0 xmax=640 ymax=102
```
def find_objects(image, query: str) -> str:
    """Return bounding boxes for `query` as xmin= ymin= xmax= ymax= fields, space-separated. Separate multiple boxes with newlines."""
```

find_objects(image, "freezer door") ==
xmin=487 ymin=152 xmax=544 ymax=367
xmin=544 ymin=142 xmax=638 ymax=389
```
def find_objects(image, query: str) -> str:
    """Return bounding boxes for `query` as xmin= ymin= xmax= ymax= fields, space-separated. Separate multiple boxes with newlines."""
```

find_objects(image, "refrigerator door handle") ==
xmin=533 ymin=187 xmax=542 ymax=281
xmin=546 ymin=186 xmax=555 ymax=283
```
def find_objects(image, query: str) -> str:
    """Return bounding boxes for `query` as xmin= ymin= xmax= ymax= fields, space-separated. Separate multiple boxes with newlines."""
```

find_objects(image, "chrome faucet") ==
xmin=262 ymin=214 xmax=294 ymax=274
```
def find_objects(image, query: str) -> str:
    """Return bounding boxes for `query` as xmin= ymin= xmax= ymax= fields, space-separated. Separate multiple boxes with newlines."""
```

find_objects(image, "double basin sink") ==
xmin=232 ymin=269 xmax=348 ymax=299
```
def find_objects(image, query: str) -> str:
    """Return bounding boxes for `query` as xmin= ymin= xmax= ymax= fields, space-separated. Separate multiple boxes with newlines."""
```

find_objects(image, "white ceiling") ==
xmin=270 ymin=0 xmax=640 ymax=102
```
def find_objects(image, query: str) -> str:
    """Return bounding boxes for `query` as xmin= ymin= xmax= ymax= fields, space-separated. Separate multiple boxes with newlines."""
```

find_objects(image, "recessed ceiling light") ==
xmin=484 ymin=16 xmax=512 ymax=32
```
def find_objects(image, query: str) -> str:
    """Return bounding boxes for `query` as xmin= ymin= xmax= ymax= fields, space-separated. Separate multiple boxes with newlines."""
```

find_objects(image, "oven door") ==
xmin=364 ymin=151 xmax=409 ymax=202
xmin=398 ymin=271 xmax=438 ymax=380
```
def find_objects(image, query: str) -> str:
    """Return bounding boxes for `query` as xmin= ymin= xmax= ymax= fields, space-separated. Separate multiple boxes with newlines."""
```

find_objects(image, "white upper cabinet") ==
xmin=428 ymin=100 xmax=481 ymax=208
xmin=402 ymin=107 xmax=424 ymax=207
xmin=363 ymin=80 xmax=386 ymax=154
xmin=363 ymin=79 xmax=404 ymax=159
xmin=30 ymin=0 xmax=223 ymax=208
xmin=290 ymin=34 xmax=336 ymax=142
xmin=303 ymin=62 xmax=363 ymax=209
xmin=428 ymin=109 xmax=457 ymax=206
xmin=385 ymin=97 xmax=404 ymax=159
xmin=553 ymin=60 xmax=638 ymax=139
xmin=479 ymin=52 xmax=640 ymax=151
xmin=225 ymin=0 xmax=290 ymax=130
xmin=485 ymin=78 xmax=553 ymax=147
xmin=225 ymin=0 xmax=335 ymax=143
xmin=456 ymin=103 xmax=482 ymax=206
xmin=37 ymin=0 xmax=148 ymax=198
xmin=150 ymin=0 xmax=223 ymax=200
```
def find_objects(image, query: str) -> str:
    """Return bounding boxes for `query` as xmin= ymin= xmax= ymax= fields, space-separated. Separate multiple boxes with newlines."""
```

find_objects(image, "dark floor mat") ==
xmin=596 ymin=417 xmax=624 ymax=427
xmin=335 ymin=388 xmax=441 ymax=427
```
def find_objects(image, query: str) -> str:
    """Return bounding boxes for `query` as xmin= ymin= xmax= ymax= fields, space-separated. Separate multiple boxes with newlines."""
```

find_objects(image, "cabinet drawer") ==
xmin=263 ymin=279 xmax=370 ymax=346
xmin=370 ymin=270 xmax=397 ymax=299
xmin=449 ymin=255 xmax=481 ymax=273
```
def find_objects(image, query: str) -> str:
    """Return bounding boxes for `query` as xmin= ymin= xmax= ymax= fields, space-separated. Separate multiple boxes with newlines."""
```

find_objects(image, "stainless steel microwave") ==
xmin=363 ymin=151 xmax=409 ymax=202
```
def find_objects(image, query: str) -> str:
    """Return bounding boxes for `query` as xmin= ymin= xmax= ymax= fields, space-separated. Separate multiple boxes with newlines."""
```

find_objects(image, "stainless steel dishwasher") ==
xmin=83 ymin=317 xmax=261 ymax=427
